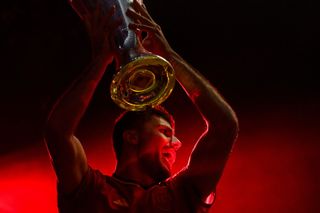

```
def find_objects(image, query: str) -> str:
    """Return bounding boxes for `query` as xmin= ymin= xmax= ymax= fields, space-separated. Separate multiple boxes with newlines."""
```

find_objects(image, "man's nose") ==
xmin=170 ymin=136 xmax=182 ymax=151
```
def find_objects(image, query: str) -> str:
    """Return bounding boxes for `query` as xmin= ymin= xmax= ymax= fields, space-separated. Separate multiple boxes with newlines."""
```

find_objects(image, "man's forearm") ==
xmin=46 ymin=56 xmax=111 ymax=137
xmin=165 ymin=50 xmax=239 ymax=196
xmin=166 ymin=51 xmax=238 ymax=130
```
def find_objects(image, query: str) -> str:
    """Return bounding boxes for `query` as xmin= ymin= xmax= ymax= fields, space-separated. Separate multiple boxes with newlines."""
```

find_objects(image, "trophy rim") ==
xmin=110 ymin=54 xmax=175 ymax=111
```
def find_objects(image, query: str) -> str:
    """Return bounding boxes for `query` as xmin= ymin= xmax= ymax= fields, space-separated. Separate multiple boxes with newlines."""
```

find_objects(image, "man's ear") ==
xmin=122 ymin=130 xmax=139 ymax=145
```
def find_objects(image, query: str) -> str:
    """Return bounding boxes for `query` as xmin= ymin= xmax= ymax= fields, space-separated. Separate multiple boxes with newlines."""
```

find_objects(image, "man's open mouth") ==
xmin=162 ymin=150 xmax=175 ymax=166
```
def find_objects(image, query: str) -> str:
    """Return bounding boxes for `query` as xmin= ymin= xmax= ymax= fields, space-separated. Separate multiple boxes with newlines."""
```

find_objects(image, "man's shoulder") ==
xmin=87 ymin=166 xmax=118 ymax=188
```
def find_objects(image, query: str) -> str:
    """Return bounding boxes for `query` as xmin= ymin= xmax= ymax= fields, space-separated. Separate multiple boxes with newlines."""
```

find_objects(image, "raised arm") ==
xmin=166 ymin=51 xmax=239 ymax=197
xmin=127 ymin=0 xmax=239 ymax=198
xmin=44 ymin=2 xmax=118 ymax=193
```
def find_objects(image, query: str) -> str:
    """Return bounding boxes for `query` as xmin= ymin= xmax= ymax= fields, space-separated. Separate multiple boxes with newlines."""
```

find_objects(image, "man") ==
xmin=44 ymin=0 xmax=239 ymax=212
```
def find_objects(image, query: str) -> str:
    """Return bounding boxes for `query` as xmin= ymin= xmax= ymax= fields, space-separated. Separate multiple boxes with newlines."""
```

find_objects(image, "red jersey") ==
xmin=58 ymin=167 xmax=214 ymax=213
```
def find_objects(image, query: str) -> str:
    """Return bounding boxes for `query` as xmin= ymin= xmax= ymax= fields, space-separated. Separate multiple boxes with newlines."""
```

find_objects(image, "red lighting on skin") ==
xmin=0 ymin=108 xmax=319 ymax=213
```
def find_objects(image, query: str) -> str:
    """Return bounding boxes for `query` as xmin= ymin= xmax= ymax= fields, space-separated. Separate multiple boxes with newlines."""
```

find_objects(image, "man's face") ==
xmin=137 ymin=115 xmax=181 ymax=181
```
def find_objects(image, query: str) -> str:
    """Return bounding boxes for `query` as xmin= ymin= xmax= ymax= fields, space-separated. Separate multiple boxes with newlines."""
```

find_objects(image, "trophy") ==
xmin=69 ymin=0 xmax=175 ymax=111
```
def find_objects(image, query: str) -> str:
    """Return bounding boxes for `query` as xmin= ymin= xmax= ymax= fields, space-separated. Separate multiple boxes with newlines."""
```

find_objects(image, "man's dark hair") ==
xmin=112 ymin=106 xmax=174 ymax=160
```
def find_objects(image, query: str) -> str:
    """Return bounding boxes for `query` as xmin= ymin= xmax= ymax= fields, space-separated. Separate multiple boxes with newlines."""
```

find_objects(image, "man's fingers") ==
xmin=133 ymin=0 xmax=152 ymax=19
xmin=102 ymin=5 xmax=116 ymax=24
xmin=126 ymin=8 xmax=153 ymax=27
xmin=69 ymin=0 xmax=90 ymax=20
xmin=107 ymin=19 xmax=122 ymax=32
xmin=129 ymin=23 xmax=159 ymax=34
xmin=131 ymin=0 xmax=152 ymax=20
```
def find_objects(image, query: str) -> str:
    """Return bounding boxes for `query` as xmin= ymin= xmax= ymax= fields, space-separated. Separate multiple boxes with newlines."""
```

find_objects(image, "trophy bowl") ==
xmin=111 ymin=54 xmax=174 ymax=111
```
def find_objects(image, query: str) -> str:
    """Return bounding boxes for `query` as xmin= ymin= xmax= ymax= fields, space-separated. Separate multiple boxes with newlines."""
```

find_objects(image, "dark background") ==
xmin=0 ymin=0 xmax=319 ymax=212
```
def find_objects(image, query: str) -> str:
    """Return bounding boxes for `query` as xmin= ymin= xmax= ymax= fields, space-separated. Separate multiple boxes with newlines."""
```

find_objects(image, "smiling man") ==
xmin=112 ymin=108 xmax=182 ymax=186
xmin=44 ymin=0 xmax=239 ymax=212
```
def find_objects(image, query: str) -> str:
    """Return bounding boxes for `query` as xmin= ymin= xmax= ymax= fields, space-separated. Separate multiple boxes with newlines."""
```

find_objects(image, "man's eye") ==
xmin=160 ymin=129 xmax=172 ymax=137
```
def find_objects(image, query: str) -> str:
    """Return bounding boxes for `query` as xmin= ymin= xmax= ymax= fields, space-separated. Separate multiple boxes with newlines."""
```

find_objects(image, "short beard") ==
xmin=139 ymin=154 xmax=171 ymax=183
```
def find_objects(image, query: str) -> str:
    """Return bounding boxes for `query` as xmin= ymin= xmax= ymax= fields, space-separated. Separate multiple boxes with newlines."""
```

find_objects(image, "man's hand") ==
xmin=126 ymin=0 xmax=173 ymax=58
xmin=69 ymin=0 xmax=121 ymax=60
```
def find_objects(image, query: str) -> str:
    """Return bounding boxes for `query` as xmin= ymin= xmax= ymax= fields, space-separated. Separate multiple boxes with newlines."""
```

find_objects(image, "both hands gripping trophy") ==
xmin=70 ymin=0 xmax=175 ymax=111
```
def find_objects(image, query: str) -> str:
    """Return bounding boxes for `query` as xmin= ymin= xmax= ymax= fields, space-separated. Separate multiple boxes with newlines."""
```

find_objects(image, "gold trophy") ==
xmin=69 ymin=0 xmax=175 ymax=111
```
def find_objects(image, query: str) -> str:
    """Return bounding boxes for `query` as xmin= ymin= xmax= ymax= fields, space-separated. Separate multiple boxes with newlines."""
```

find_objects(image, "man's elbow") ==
xmin=44 ymin=116 xmax=72 ymax=143
xmin=206 ymin=109 xmax=239 ymax=141
xmin=226 ymin=110 xmax=239 ymax=139
xmin=226 ymin=115 xmax=239 ymax=142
